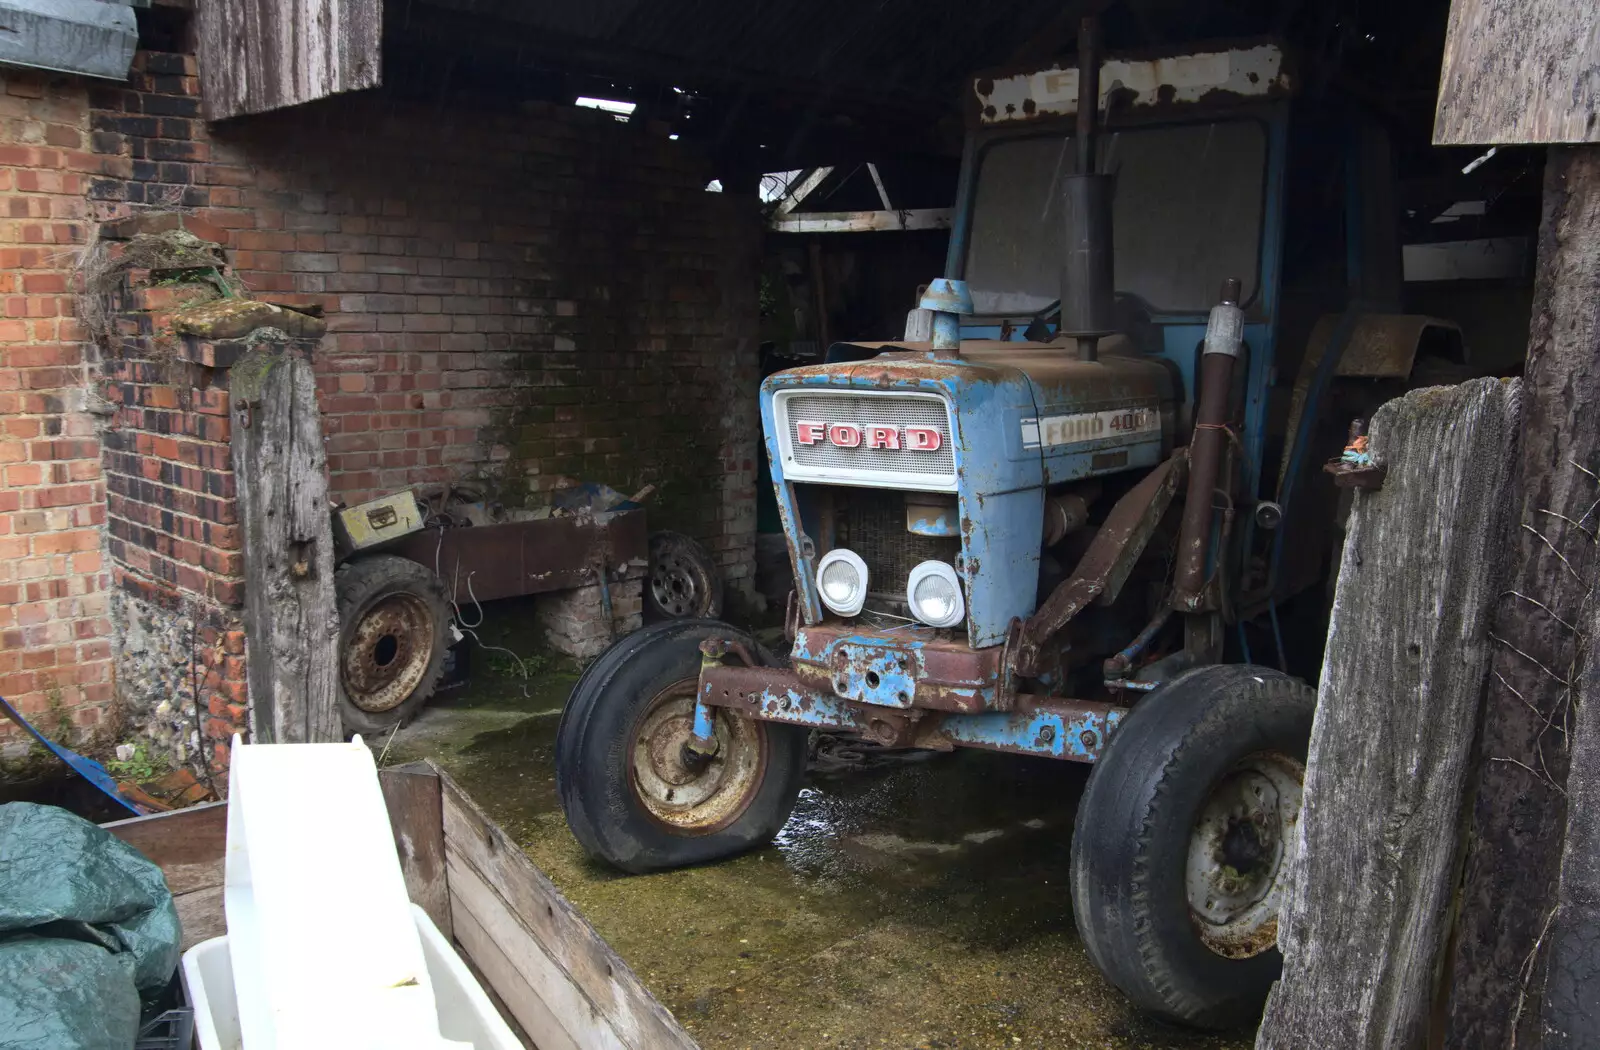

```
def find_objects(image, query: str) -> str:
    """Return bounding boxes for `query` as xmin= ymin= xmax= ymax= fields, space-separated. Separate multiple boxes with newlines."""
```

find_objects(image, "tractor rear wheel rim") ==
xmin=651 ymin=552 xmax=701 ymax=617
xmin=1185 ymin=750 xmax=1305 ymax=959
xmin=343 ymin=592 xmax=434 ymax=713
xmin=630 ymin=680 xmax=766 ymax=834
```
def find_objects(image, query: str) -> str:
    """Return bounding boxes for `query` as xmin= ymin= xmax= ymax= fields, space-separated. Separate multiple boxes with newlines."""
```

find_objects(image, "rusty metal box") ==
xmin=334 ymin=491 xmax=423 ymax=555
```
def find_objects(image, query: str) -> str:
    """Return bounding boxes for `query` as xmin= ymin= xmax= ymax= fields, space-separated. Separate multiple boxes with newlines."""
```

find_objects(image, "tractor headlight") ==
xmin=907 ymin=560 xmax=964 ymax=628
xmin=816 ymin=549 xmax=868 ymax=617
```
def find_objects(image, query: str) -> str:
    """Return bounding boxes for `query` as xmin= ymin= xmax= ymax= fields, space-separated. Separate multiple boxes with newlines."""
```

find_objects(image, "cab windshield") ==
xmin=964 ymin=119 xmax=1268 ymax=316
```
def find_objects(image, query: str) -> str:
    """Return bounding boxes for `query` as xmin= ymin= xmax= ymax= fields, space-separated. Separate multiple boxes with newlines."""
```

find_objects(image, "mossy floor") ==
xmin=382 ymin=632 xmax=1254 ymax=1050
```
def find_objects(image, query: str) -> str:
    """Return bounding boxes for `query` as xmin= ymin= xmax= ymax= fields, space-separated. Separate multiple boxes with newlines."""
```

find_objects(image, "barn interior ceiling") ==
xmin=376 ymin=0 xmax=1539 ymax=238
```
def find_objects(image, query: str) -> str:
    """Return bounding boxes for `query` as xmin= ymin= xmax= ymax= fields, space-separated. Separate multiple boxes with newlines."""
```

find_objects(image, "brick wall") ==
xmin=96 ymin=212 xmax=254 ymax=776
xmin=0 ymin=69 xmax=113 ymax=754
xmin=89 ymin=52 xmax=764 ymax=599
xmin=0 ymin=32 xmax=764 ymax=763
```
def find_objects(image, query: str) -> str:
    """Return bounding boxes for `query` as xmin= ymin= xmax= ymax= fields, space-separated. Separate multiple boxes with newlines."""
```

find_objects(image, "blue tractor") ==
xmin=557 ymin=24 xmax=1461 ymax=1027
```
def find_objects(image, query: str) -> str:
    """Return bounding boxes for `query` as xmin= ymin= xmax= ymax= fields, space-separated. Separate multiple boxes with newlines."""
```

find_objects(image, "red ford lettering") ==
xmin=795 ymin=420 xmax=943 ymax=452
xmin=865 ymin=425 xmax=901 ymax=450
xmin=827 ymin=423 xmax=862 ymax=447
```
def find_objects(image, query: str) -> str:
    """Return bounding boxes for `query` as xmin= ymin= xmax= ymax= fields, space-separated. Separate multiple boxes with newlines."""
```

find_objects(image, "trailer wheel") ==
xmin=646 ymin=531 xmax=722 ymax=621
xmin=556 ymin=620 xmax=806 ymax=873
xmin=335 ymin=555 xmax=452 ymax=735
xmin=1070 ymin=663 xmax=1315 ymax=1029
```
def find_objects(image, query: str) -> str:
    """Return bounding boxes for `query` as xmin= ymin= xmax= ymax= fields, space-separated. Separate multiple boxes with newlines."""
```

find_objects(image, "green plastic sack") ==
xmin=0 ymin=802 xmax=181 ymax=1050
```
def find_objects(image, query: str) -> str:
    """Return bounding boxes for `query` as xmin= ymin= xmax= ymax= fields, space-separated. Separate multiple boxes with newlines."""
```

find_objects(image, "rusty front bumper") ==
xmin=698 ymin=625 xmax=1126 ymax=762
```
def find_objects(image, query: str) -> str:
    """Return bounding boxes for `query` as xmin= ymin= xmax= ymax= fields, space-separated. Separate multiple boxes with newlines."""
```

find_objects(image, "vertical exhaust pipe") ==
xmin=1172 ymin=278 xmax=1245 ymax=611
xmin=1058 ymin=15 xmax=1115 ymax=362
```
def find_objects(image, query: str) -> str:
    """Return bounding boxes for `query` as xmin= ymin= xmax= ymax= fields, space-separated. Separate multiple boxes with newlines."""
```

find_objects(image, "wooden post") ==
xmin=231 ymin=349 xmax=342 ymax=745
xmin=1255 ymin=379 xmax=1521 ymax=1050
xmin=1536 ymin=147 xmax=1600 ymax=1050
xmin=1441 ymin=147 xmax=1600 ymax=1048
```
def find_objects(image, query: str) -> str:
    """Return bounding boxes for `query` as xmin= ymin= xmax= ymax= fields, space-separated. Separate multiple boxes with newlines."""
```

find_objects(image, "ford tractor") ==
xmin=557 ymin=20 xmax=1463 ymax=1028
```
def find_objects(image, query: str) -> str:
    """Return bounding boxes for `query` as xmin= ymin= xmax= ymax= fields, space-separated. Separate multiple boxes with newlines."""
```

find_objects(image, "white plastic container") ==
xmin=183 ymin=904 xmax=521 ymax=1050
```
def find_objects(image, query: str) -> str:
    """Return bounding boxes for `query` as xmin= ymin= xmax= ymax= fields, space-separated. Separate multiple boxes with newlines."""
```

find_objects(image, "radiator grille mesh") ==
xmin=781 ymin=394 xmax=954 ymax=477
xmin=837 ymin=489 xmax=960 ymax=601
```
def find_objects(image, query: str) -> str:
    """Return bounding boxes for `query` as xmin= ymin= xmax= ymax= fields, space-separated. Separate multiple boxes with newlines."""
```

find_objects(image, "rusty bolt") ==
xmin=699 ymin=638 xmax=730 ymax=659
xmin=1037 ymin=725 xmax=1056 ymax=745
xmin=1080 ymin=730 xmax=1098 ymax=750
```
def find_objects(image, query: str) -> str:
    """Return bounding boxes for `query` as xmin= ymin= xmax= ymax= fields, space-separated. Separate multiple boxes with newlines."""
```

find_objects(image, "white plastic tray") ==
xmin=182 ymin=904 xmax=522 ymax=1050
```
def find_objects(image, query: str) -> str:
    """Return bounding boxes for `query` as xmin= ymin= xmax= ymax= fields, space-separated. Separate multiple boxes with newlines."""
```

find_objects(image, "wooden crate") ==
xmin=104 ymin=761 xmax=697 ymax=1050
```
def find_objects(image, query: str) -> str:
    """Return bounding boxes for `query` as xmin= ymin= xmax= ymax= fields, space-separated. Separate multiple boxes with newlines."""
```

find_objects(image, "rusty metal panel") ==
xmin=1016 ymin=452 xmax=1186 ymax=675
xmin=972 ymin=44 xmax=1289 ymax=126
xmin=788 ymin=623 xmax=1005 ymax=714
xmin=1295 ymin=313 xmax=1467 ymax=379
xmin=1433 ymin=0 xmax=1600 ymax=144
xmin=389 ymin=509 xmax=648 ymax=604
xmin=195 ymin=0 xmax=380 ymax=120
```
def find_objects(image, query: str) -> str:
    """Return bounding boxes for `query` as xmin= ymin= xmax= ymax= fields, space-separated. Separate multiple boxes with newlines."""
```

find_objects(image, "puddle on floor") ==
xmin=385 ymin=661 xmax=1254 ymax=1050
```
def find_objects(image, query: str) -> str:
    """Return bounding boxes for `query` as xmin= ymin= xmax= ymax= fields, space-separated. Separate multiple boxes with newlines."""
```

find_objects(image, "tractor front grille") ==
xmin=836 ymin=489 xmax=960 ymax=604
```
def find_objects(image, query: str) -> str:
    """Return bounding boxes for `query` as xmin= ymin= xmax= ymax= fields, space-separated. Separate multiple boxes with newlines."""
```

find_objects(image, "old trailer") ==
xmin=103 ymin=762 xmax=699 ymax=1050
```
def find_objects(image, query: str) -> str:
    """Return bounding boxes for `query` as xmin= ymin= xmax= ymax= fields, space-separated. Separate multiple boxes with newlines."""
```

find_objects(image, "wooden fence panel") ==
xmin=1257 ymin=378 xmax=1521 ymax=1049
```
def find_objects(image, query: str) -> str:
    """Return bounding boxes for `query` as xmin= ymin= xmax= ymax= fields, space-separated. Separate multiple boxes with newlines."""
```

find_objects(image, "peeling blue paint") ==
xmin=940 ymin=706 xmax=1125 ymax=761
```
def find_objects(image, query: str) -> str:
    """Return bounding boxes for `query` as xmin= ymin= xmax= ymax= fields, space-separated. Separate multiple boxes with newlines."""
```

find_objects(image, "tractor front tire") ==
xmin=556 ymin=620 xmax=807 ymax=873
xmin=1070 ymin=663 xmax=1315 ymax=1029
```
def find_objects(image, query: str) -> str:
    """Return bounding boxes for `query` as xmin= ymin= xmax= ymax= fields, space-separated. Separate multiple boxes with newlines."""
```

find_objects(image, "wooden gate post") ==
xmin=230 ymin=348 xmax=342 ymax=744
xmin=1255 ymin=379 xmax=1521 ymax=1050
xmin=1442 ymin=147 xmax=1600 ymax=1048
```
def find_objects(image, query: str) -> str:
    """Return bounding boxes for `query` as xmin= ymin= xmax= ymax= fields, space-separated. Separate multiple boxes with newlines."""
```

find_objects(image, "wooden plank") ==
xmin=231 ymin=350 xmax=341 ymax=744
xmin=1519 ymin=147 xmax=1600 ymax=1048
xmin=1433 ymin=0 xmax=1600 ymax=144
xmin=378 ymin=763 xmax=452 ymax=940
xmin=770 ymin=208 xmax=953 ymax=233
xmin=195 ymin=0 xmax=381 ymax=120
xmin=1256 ymin=379 xmax=1522 ymax=1049
xmin=448 ymin=863 xmax=613 ymax=1050
xmin=174 ymin=885 xmax=227 ymax=951
xmin=1546 ymin=625 xmax=1600 ymax=1047
xmin=105 ymin=803 xmax=231 ymax=951
xmin=437 ymin=767 xmax=698 ymax=1050
xmin=1444 ymin=147 xmax=1600 ymax=1048
xmin=104 ymin=800 xmax=228 ymax=896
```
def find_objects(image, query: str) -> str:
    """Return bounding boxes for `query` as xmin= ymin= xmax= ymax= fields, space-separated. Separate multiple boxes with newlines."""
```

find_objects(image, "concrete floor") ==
xmin=382 ymin=653 xmax=1255 ymax=1050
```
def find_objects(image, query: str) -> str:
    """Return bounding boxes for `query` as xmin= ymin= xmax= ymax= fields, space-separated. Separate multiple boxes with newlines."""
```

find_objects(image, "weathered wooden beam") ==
xmin=377 ymin=763 xmax=451 ymax=940
xmin=769 ymin=207 xmax=952 ymax=233
xmin=1433 ymin=0 xmax=1600 ymax=145
xmin=1256 ymin=378 xmax=1522 ymax=1050
xmin=231 ymin=349 xmax=341 ymax=745
xmin=437 ymin=767 xmax=698 ymax=1050
xmin=195 ymin=0 xmax=380 ymax=120
xmin=1529 ymin=146 xmax=1600 ymax=1049
xmin=1444 ymin=146 xmax=1600 ymax=1047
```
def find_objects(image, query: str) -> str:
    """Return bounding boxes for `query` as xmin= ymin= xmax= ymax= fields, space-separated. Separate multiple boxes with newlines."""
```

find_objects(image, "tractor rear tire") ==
xmin=1070 ymin=663 xmax=1315 ymax=1029
xmin=556 ymin=620 xmax=807 ymax=873
xmin=335 ymin=555 xmax=452 ymax=735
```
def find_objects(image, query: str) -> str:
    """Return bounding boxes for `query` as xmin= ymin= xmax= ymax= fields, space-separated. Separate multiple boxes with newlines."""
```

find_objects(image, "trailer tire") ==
xmin=335 ymin=555 xmax=452 ymax=735
xmin=556 ymin=620 xmax=807 ymax=873
xmin=1070 ymin=663 xmax=1315 ymax=1029
xmin=645 ymin=531 xmax=722 ymax=621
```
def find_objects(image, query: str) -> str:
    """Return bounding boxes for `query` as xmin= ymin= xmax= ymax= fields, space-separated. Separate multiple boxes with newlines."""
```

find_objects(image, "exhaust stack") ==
xmin=1057 ymin=16 xmax=1116 ymax=362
